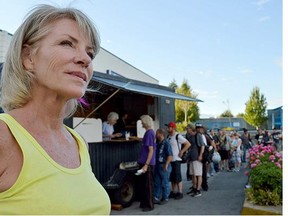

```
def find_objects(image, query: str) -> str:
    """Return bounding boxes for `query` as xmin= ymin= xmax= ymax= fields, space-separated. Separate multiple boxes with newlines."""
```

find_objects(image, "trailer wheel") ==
xmin=113 ymin=176 xmax=135 ymax=208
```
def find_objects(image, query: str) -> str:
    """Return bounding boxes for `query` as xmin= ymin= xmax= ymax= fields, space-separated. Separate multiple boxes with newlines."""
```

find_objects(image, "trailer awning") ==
xmin=91 ymin=76 xmax=202 ymax=102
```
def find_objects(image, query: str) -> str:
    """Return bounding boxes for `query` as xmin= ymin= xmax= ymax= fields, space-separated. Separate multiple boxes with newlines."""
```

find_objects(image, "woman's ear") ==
xmin=22 ymin=44 xmax=34 ymax=71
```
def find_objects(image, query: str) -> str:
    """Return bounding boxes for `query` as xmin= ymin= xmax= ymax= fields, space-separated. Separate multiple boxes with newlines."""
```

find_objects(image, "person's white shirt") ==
xmin=202 ymin=134 xmax=207 ymax=146
xmin=168 ymin=133 xmax=188 ymax=162
xmin=102 ymin=121 xmax=114 ymax=140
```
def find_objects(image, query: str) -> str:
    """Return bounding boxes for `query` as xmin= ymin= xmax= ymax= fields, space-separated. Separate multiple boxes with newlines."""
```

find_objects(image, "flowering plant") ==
xmin=245 ymin=144 xmax=282 ymax=206
xmin=247 ymin=144 xmax=282 ymax=170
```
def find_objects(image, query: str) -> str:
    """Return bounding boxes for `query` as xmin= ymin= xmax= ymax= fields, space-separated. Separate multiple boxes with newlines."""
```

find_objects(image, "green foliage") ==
xmin=176 ymin=122 xmax=188 ymax=132
xmin=236 ymin=113 xmax=244 ymax=117
xmin=249 ymin=163 xmax=282 ymax=192
xmin=246 ymin=188 xmax=282 ymax=206
xmin=168 ymin=79 xmax=178 ymax=91
xmin=246 ymin=145 xmax=282 ymax=206
xmin=220 ymin=109 xmax=233 ymax=117
xmin=243 ymin=86 xmax=268 ymax=128
xmin=173 ymin=79 xmax=200 ymax=123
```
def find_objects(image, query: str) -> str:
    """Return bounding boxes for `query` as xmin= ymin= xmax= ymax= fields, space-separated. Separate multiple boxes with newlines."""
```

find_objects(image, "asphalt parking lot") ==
xmin=111 ymin=163 xmax=248 ymax=215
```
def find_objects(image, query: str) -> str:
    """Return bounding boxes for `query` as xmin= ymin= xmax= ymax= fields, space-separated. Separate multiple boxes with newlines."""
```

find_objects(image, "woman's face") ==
xmin=108 ymin=118 xmax=117 ymax=126
xmin=23 ymin=18 xmax=94 ymax=100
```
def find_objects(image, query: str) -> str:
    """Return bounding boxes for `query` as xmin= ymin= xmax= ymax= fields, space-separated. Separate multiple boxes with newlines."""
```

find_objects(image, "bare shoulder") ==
xmin=0 ymin=120 xmax=23 ymax=192
xmin=0 ymin=120 xmax=13 ymax=150
xmin=0 ymin=120 xmax=15 ymax=165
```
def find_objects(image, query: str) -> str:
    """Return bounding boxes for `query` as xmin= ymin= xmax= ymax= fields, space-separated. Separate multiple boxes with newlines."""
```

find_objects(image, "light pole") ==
xmin=223 ymin=99 xmax=232 ymax=128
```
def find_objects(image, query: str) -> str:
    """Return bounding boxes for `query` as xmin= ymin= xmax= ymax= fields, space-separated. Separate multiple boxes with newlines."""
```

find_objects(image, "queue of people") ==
xmin=135 ymin=118 xmax=223 ymax=212
xmin=136 ymin=117 xmax=283 ymax=212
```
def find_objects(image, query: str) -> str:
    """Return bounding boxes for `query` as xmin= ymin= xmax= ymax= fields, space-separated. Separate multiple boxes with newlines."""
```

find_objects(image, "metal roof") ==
xmin=91 ymin=72 xmax=203 ymax=102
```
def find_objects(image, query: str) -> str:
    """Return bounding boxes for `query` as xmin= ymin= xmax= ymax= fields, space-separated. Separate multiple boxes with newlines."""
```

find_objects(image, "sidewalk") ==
xmin=111 ymin=163 xmax=248 ymax=215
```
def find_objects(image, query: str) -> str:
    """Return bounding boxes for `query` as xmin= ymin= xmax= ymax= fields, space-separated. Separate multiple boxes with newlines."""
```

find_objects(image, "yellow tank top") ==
xmin=0 ymin=114 xmax=111 ymax=215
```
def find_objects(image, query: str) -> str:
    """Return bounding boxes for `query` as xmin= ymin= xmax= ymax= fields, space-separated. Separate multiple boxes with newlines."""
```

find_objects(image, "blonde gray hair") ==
xmin=107 ymin=112 xmax=119 ymax=121
xmin=0 ymin=4 xmax=100 ymax=117
xmin=140 ymin=115 xmax=154 ymax=128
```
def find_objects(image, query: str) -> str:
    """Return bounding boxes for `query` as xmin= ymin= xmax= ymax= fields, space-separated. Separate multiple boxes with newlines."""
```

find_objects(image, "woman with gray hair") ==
xmin=0 ymin=4 xmax=110 ymax=214
xmin=102 ymin=111 xmax=122 ymax=140
xmin=137 ymin=114 xmax=156 ymax=212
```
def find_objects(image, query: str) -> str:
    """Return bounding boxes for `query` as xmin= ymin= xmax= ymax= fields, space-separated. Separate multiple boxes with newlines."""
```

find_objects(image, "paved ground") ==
xmin=111 ymin=163 xmax=248 ymax=215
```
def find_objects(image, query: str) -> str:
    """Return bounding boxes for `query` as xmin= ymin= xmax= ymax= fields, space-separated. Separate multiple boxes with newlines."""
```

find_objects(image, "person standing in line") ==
xmin=137 ymin=115 xmax=156 ymax=212
xmin=271 ymin=127 xmax=281 ymax=151
xmin=218 ymin=129 xmax=231 ymax=172
xmin=166 ymin=122 xmax=191 ymax=200
xmin=230 ymin=133 xmax=242 ymax=172
xmin=185 ymin=124 xmax=205 ymax=197
xmin=240 ymin=128 xmax=251 ymax=163
xmin=0 ymin=4 xmax=110 ymax=214
xmin=201 ymin=125 xmax=216 ymax=191
xmin=153 ymin=128 xmax=173 ymax=205
xmin=210 ymin=129 xmax=220 ymax=173
xmin=255 ymin=128 xmax=264 ymax=145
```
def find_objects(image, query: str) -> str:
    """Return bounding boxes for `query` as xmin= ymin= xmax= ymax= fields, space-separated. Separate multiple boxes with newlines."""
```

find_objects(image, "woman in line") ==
xmin=0 ymin=4 xmax=110 ymax=214
xmin=137 ymin=115 xmax=156 ymax=212
xmin=230 ymin=133 xmax=242 ymax=172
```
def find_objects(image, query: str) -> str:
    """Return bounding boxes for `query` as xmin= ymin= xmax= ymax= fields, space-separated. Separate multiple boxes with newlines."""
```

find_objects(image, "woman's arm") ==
xmin=142 ymin=146 xmax=154 ymax=172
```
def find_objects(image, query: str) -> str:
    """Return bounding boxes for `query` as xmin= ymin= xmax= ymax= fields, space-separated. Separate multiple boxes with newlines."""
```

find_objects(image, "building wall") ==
xmin=267 ymin=106 xmax=283 ymax=129
xmin=198 ymin=117 xmax=255 ymax=131
xmin=0 ymin=30 xmax=12 ymax=63
xmin=0 ymin=29 xmax=158 ymax=84
xmin=93 ymin=48 xmax=158 ymax=84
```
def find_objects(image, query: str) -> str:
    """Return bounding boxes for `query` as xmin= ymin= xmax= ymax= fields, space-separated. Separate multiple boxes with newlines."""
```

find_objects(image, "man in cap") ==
xmin=186 ymin=123 xmax=205 ymax=197
xmin=166 ymin=122 xmax=191 ymax=200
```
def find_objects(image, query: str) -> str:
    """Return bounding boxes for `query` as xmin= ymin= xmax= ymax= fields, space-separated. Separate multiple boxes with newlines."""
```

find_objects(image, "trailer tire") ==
xmin=113 ymin=176 xmax=135 ymax=208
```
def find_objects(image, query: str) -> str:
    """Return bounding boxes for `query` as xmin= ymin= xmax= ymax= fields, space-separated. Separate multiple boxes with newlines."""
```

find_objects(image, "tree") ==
xmin=168 ymin=79 xmax=178 ymax=91
xmin=220 ymin=110 xmax=233 ymax=117
xmin=243 ymin=87 xmax=268 ymax=129
xmin=174 ymin=79 xmax=200 ymax=123
xmin=236 ymin=113 xmax=245 ymax=118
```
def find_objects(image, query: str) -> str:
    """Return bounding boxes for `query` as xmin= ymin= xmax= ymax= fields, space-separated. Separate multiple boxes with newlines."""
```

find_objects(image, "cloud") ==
xmin=240 ymin=69 xmax=253 ymax=74
xmin=194 ymin=89 xmax=220 ymax=99
xmin=106 ymin=39 xmax=111 ymax=43
xmin=252 ymin=0 xmax=270 ymax=10
xmin=258 ymin=16 xmax=271 ymax=22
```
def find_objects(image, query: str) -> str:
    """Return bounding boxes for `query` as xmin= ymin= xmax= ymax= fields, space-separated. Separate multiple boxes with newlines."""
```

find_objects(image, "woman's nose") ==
xmin=74 ymin=49 xmax=91 ymax=67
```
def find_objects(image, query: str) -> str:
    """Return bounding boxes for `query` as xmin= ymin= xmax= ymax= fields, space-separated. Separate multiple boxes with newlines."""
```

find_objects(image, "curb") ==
xmin=241 ymin=198 xmax=282 ymax=215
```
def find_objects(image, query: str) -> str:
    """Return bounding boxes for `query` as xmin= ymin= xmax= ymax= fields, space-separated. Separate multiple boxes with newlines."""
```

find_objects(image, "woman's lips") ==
xmin=68 ymin=71 xmax=87 ymax=81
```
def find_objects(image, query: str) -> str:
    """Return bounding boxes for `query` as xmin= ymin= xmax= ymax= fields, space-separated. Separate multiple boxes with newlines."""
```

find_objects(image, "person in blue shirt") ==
xmin=153 ymin=128 xmax=173 ymax=205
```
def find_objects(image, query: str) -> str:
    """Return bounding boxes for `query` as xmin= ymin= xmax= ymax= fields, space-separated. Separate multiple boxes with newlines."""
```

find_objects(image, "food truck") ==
xmin=71 ymin=71 xmax=201 ymax=207
xmin=0 ymin=62 xmax=200 ymax=207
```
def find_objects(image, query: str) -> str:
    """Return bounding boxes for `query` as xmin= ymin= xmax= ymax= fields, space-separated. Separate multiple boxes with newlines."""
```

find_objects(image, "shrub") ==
xmin=245 ymin=144 xmax=282 ymax=206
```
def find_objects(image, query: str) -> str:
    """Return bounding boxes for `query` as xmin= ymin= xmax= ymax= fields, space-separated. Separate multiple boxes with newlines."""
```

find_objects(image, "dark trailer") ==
xmin=72 ymin=71 xmax=201 ymax=207
xmin=0 ymin=63 xmax=201 ymax=207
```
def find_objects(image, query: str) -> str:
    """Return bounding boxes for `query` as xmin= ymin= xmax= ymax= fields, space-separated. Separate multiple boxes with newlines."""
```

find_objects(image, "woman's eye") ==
xmin=60 ymin=40 xmax=73 ymax=47
xmin=87 ymin=51 xmax=95 ymax=60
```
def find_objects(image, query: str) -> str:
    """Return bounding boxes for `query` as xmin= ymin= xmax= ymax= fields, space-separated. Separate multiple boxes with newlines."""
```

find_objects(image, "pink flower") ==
xmin=255 ymin=159 xmax=261 ymax=164
xmin=244 ymin=171 xmax=249 ymax=176
xmin=275 ymin=162 xmax=281 ymax=169
xmin=251 ymin=163 xmax=257 ymax=169
xmin=269 ymin=155 xmax=275 ymax=161
xmin=275 ymin=152 xmax=282 ymax=159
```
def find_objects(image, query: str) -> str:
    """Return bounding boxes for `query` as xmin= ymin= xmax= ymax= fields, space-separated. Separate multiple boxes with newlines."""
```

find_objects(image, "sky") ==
xmin=0 ymin=0 xmax=283 ymax=118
